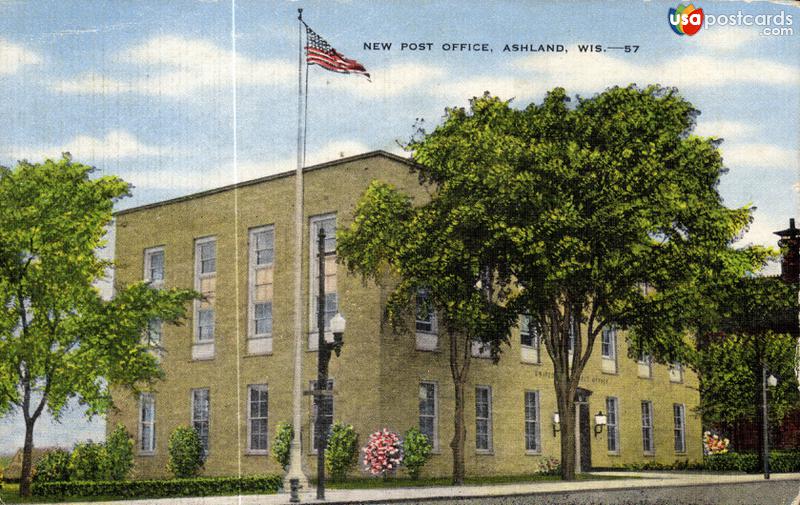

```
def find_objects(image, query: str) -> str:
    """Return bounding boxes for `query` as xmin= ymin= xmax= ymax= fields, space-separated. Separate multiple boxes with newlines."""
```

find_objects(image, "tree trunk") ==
xmin=450 ymin=372 xmax=467 ymax=485
xmin=555 ymin=374 xmax=577 ymax=480
xmin=19 ymin=419 xmax=35 ymax=497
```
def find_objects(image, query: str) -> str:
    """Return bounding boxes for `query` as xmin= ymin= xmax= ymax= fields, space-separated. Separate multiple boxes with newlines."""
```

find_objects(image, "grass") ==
xmin=325 ymin=472 xmax=624 ymax=489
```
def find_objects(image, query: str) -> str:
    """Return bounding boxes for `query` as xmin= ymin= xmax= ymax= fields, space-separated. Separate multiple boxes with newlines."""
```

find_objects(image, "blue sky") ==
xmin=0 ymin=0 xmax=797 ymax=451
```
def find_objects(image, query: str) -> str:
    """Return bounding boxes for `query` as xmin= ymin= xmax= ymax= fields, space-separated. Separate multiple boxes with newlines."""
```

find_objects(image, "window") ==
xmin=673 ymin=403 xmax=686 ymax=453
xmin=144 ymin=247 xmax=165 ymax=286
xmin=415 ymin=288 xmax=437 ymax=333
xmin=192 ymin=389 xmax=210 ymax=457
xmin=139 ymin=393 xmax=155 ymax=454
xmin=520 ymin=315 xmax=540 ymax=364
xmin=248 ymin=385 xmax=269 ymax=452
xmin=601 ymin=326 xmax=616 ymax=359
xmin=310 ymin=379 xmax=334 ymax=452
xmin=475 ymin=386 xmax=493 ymax=452
xmin=419 ymin=382 xmax=438 ymax=450
xmin=524 ymin=391 xmax=540 ymax=453
xmin=146 ymin=319 xmax=163 ymax=360
xmin=641 ymin=400 xmax=654 ymax=454
xmin=606 ymin=397 xmax=619 ymax=454
xmin=309 ymin=215 xmax=337 ymax=348
xmin=194 ymin=237 xmax=217 ymax=352
xmin=249 ymin=227 xmax=274 ymax=349
xmin=637 ymin=349 xmax=652 ymax=379
xmin=669 ymin=361 xmax=684 ymax=383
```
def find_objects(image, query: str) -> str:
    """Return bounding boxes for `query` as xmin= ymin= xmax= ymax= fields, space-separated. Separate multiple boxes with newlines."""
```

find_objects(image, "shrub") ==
xmin=362 ymin=428 xmax=402 ymax=478
xmin=167 ymin=426 xmax=204 ymax=478
xmin=325 ymin=422 xmax=358 ymax=482
xmin=272 ymin=422 xmax=293 ymax=470
xmin=31 ymin=475 xmax=282 ymax=498
xmin=401 ymin=427 xmax=432 ymax=480
xmin=536 ymin=456 xmax=561 ymax=476
xmin=69 ymin=441 xmax=108 ymax=481
xmin=703 ymin=451 xmax=758 ymax=473
xmin=33 ymin=449 xmax=71 ymax=483
xmin=105 ymin=424 xmax=134 ymax=481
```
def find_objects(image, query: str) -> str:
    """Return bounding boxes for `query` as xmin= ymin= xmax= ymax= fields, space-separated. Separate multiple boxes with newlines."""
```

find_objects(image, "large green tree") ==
xmin=343 ymin=85 xmax=768 ymax=481
xmin=338 ymin=182 xmax=517 ymax=484
xmin=0 ymin=156 xmax=196 ymax=496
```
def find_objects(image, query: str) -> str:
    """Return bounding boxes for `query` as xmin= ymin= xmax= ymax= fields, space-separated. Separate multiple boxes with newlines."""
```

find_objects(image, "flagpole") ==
xmin=285 ymin=6 xmax=310 ymax=498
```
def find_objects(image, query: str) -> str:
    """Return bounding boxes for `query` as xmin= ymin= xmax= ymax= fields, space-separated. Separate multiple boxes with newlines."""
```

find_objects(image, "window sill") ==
xmin=520 ymin=360 xmax=541 ymax=365
xmin=607 ymin=452 xmax=620 ymax=456
xmin=475 ymin=450 xmax=494 ymax=456
xmin=138 ymin=451 xmax=156 ymax=457
xmin=244 ymin=352 xmax=273 ymax=358
xmin=525 ymin=450 xmax=542 ymax=456
xmin=601 ymin=370 xmax=619 ymax=375
xmin=643 ymin=452 xmax=655 ymax=457
xmin=245 ymin=450 xmax=269 ymax=456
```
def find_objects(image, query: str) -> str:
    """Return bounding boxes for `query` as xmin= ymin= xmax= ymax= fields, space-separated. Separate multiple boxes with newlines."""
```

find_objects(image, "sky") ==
xmin=0 ymin=0 xmax=797 ymax=451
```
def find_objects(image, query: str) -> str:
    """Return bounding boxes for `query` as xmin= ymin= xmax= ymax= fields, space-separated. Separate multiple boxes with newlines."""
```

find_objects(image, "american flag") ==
xmin=305 ymin=26 xmax=370 ymax=81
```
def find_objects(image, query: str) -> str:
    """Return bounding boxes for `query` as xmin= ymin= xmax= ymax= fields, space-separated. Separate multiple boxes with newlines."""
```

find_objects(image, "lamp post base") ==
xmin=284 ymin=438 xmax=309 ymax=497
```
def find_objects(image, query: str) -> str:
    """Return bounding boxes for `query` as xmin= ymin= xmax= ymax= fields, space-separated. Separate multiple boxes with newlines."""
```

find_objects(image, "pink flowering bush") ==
xmin=703 ymin=431 xmax=730 ymax=455
xmin=362 ymin=428 xmax=403 ymax=478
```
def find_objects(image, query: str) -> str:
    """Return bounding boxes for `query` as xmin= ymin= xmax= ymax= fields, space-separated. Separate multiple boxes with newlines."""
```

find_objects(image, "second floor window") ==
xmin=415 ymin=288 xmax=437 ymax=333
xmin=194 ymin=238 xmax=217 ymax=345
xmin=601 ymin=326 xmax=616 ymax=359
xmin=144 ymin=247 xmax=165 ymax=286
xmin=310 ymin=215 xmax=337 ymax=338
xmin=250 ymin=227 xmax=274 ymax=340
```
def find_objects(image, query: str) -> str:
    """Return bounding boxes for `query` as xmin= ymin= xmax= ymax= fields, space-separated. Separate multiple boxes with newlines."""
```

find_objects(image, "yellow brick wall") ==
xmin=109 ymin=152 xmax=702 ymax=480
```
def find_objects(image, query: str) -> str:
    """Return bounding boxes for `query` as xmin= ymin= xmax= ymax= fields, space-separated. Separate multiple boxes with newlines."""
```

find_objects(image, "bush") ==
xmin=362 ymin=429 xmax=402 ymax=478
xmin=536 ymin=456 xmax=561 ymax=476
xmin=31 ymin=475 xmax=282 ymax=498
xmin=325 ymin=422 xmax=358 ymax=482
xmin=401 ymin=427 xmax=432 ymax=480
xmin=703 ymin=452 xmax=759 ymax=473
xmin=69 ymin=441 xmax=107 ymax=481
xmin=272 ymin=422 xmax=293 ymax=470
xmin=105 ymin=424 xmax=134 ymax=480
xmin=167 ymin=426 xmax=204 ymax=478
xmin=33 ymin=449 xmax=71 ymax=483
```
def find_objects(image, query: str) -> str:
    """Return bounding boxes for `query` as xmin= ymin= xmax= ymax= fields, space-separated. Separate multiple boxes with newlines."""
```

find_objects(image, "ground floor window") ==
xmin=524 ymin=391 xmax=540 ymax=452
xmin=606 ymin=396 xmax=619 ymax=454
xmin=419 ymin=381 xmax=438 ymax=450
xmin=310 ymin=379 xmax=334 ymax=452
xmin=475 ymin=386 xmax=493 ymax=452
xmin=248 ymin=384 xmax=268 ymax=452
xmin=641 ymin=400 xmax=654 ymax=454
xmin=192 ymin=388 xmax=210 ymax=457
xmin=673 ymin=403 xmax=686 ymax=453
xmin=139 ymin=393 xmax=155 ymax=454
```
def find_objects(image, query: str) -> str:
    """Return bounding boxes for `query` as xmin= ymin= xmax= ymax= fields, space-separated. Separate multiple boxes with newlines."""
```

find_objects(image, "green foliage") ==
xmin=167 ymin=426 xmax=204 ymax=478
xmin=68 ymin=442 xmax=107 ymax=481
xmin=30 ymin=475 xmax=282 ymax=498
xmin=271 ymin=422 xmax=293 ymax=470
xmin=104 ymin=424 xmax=134 ymax=481
xmin=536 ymin=457 xmax=561 ymax=476
xmin=341 ymin=86 xmax=770 ymax=479
xmin=0 ymin=156 xmax=198 ymax=493
xmin=32 ymin=450 xmax=71 ymax=483
xmin=325 ymin=422 xmax=359 ymax=482
xmin=401 ymin=427 xmax=432 ymax=480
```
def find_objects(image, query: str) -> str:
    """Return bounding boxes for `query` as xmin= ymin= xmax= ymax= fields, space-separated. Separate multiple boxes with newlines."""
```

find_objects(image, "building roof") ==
xmin=114 ymin=150 xmax=416 ymax=217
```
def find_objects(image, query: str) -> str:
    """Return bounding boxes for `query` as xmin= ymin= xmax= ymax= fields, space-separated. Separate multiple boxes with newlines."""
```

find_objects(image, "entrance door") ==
xmin=575 ymin=388 xmax=592 ymax=473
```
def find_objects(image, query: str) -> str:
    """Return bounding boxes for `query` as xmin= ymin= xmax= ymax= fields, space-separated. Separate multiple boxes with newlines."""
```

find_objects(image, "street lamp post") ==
xmin=314 ymin=226 xmax=345 ymax=500
xmin=762 ymin=365 xmax=778 ymax=480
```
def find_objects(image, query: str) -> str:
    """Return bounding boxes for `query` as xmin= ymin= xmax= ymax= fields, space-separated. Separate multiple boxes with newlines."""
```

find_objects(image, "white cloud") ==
xmin=696 ymin=27 xmax=760 ymax=51
xmin=55 ymin=35 xmax=295 ymax=97
xmin=721 ymin=143 xmax=798 ymax=169
xmin=0 ymin=38 xmax=41 ymax=74
xmin=4 ymin=130 xmax=172 ymax=162
xmin=694 ymin=120 xmax=759 ymax=140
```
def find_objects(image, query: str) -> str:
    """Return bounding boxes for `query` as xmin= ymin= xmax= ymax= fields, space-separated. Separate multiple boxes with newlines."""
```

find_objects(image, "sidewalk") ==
xmin=51 ymin=472 xmax=800 ymax=505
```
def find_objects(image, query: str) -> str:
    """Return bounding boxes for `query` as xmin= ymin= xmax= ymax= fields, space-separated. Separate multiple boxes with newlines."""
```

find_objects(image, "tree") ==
xmin=343 ymin=85 xmax=767 ymax=481
xmin=0 ymin=156 xmax=196 ymax=495
xmin=167 ymin=426 xmax=204 ymax=478
xmin=697 ymin=276 xmax=799 ymax=458
xmin=105 ymin=424 xmax=135 ymax=481
xmin=339 ymin=180 xmax=517 ymax=484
